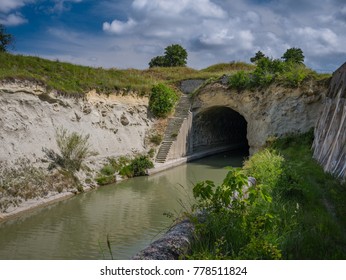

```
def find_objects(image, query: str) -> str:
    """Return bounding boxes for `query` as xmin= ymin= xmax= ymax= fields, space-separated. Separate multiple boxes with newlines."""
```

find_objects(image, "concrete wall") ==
xmin=313 ymin=63 xmax=346 ymax=180
xmin=167 ymin=111 xmax=193 ymax=160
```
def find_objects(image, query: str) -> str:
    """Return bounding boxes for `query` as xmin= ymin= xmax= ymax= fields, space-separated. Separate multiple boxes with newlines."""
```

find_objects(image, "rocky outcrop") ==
xmin=0 ymin=80 xmax=153 ymax=166
xmin=132 ymin=219 xmax=194 ymax=260
xmin=192 ymin=79 xmax=328 ymax=154
xmin=313 ymin=63 xmax=346 ymax=180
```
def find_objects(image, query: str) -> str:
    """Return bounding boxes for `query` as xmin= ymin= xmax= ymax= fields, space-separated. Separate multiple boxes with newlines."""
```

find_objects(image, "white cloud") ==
xmin=103 ymin=18 xmax=137 ymax=34
xmin=294 ymin=27 xmax=339 ymax=55
xmin=0 ymin=0 xmax=32 ymax=13
xmin=132 ymin=0 xmax=226 ymax=19
xmin=49 ymin=0 xmax=83 ymax=14
xmin=0 ymin=12 xmax=27 ymax=26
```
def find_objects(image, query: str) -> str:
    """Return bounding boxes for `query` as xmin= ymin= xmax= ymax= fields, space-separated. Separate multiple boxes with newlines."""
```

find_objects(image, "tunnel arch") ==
xmin=191 ymin=106 xmax=249 ymax=153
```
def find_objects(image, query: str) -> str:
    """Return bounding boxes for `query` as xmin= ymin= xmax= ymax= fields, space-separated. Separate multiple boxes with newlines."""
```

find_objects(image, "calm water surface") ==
xmin=0 ymin=150 xmax=246 ymax=259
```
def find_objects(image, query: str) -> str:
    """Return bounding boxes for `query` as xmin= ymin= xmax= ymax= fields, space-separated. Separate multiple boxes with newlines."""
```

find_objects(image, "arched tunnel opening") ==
xmin=192 ymin=106 xmax=249 ymax=155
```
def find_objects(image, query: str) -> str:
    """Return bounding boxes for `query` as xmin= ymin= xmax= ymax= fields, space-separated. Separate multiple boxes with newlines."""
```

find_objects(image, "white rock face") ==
xmin=313 ymin=63 xmax=346 ymax=180
xmin=0 ymin=80 xmax=153 ymax=166
xmin=192 ymin=80 xmax=328 ymax=154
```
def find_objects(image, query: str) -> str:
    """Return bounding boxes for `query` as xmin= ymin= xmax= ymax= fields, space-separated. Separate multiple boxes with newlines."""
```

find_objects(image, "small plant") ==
xmin=119 ymin=155 xmax=154 ymax=178
xmin=149 ymin=83 xmax=178 ymax=118
xmin=43 ymin=127 xmax=97 ymax=173
xmin=150 ymin=134 xmax=163 ymax=145
xmin=228 ymin=71 xmax=251 ymax=91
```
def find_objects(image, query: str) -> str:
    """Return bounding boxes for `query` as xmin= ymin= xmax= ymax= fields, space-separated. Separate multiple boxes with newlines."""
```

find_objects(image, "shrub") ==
xmin=107 ymin=156 xmax=131 ymax=172
xmin=243 ymin=149 xmax=284 ymax=188
xmin=100 ymin=164 xmax=115 ymax=176
xmin=278 ymin=62 xmax=310 ymax=87
xmin=150 ymin=134 xmax=163 ymax=145
xmin=228 ymin=71 xmax=251 ymax=91
xmin=43 ymin=127 xmax=97 ymax=173
xmin=149 ymin=83 xmax=178 ymax=118
xmin=96 ymin=175 xmax=116 ymax=186
xmin=119 ymin=155 xmax=154 ymax=178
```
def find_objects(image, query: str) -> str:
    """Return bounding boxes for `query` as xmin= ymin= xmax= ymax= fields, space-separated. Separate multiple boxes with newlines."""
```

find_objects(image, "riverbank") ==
xmin=0 ymin=146 xmax=244 ymax=223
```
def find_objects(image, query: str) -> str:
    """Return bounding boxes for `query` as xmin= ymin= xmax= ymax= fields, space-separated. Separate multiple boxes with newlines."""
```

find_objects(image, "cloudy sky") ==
xmin=1 ymin=0 xmax=346 ymax=72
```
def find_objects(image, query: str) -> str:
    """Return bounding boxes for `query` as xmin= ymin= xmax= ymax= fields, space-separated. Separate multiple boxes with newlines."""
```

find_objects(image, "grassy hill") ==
xmin=0 ymin=52 xmax=254 ymax=96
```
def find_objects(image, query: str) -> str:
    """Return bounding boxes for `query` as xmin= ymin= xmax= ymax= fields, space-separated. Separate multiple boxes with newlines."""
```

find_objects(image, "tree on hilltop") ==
xmin=0 ymin=24 xmax=13 ymax=52
xmin=250 ymin=51 xmax=266 ymax=64
xmin=281 ymin=47 xmax=305 ymax=64
xmin=149 ymin=44 xmax=188 ymax=68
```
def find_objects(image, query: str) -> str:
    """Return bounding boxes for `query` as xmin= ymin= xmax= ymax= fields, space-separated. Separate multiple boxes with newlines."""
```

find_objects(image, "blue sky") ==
xmin=1 ymin=0 xmax=346 ymax=72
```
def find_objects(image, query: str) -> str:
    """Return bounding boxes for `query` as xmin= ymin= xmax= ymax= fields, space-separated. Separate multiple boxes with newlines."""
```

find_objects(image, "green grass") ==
xmin=187 ymin=131 xmax=346 ymax=259
xmin=0 ymin=53 xmax=255 ymax=96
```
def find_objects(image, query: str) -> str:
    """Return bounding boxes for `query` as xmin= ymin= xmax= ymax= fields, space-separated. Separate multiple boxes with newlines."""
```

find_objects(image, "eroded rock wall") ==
xmin=313 ymin=63 xmax=346 ymax=179
xmin=0 ymin=80 xmax=153 ymax=166
xmin=192 ymin=80 xmax=328 ymax=154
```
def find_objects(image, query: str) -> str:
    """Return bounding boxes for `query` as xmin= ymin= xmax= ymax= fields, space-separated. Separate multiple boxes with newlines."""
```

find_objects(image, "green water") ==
xmin=0 ymin=150 xmax=246 ymax=259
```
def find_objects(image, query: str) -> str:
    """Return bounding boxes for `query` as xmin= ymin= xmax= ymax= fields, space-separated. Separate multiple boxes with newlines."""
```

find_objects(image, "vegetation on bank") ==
xmin=0 ymin=52 xmax=256 ymax=96
xmin=96 ymin=154 xmax=154 ymax=185
xmin=186 ymin=131 xmax=346 ymax=259
xmin=228 ymin=49 xmax=330 ymax=90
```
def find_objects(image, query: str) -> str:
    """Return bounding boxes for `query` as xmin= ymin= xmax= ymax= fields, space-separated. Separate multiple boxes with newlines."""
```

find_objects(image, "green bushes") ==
xmin=119 ymin=155 xmax=154 ymax=178
xmin=228 ymin=49 xmax=314 ymax=90
xmin=148 ymin=83 xmax=178 ymax=118
xmin=96 ymin=154 xmax=154 ymax=184
xmin=187 ymin=132 xmax=346 ymax=259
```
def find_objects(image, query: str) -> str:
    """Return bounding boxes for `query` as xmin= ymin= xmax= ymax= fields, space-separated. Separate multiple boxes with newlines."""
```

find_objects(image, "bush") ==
xmin=150 ymin=134 xmax=163 ymax=145
xmin=149 ymin=83 xmax=178 ymax=118
xmin=43 ymin=127 xmax=97 ymax=173
xmin=107 ymin=156 xmax=131 ymax=172
xmin=278 ymin=62 xmax=310 ymax=87
xmin=243 ymin=149 xmax=284 ymax=188
xmin=228 ymin=71 xmax=251 ymax=91
xmin=119 ymin=155 xmax=154 ymax=178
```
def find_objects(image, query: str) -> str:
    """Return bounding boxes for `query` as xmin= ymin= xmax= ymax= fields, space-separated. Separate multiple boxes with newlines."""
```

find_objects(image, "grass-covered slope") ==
xmin=187 ymin=131 xmax=346 ymax=260
xmin=0 ymin=53 xmax=254 ymax=95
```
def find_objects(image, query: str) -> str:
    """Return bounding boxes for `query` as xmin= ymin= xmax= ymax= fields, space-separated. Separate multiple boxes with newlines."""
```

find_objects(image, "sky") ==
xmin=1 ymin=0 xmax=346 ymax=72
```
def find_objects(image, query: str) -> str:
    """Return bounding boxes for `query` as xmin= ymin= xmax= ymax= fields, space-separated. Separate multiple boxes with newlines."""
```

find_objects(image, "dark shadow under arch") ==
xmin=192 ymin=106 xmax=249 ymax=154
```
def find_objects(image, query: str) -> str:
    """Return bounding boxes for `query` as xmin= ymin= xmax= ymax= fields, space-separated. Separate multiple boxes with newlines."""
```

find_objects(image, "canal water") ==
xmin=0 ymin=150 xmax=246 ymax=259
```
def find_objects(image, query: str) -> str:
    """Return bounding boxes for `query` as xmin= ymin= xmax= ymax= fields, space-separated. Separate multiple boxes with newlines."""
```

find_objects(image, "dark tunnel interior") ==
xmin=192 ymin=106 xmax=249 ymax=153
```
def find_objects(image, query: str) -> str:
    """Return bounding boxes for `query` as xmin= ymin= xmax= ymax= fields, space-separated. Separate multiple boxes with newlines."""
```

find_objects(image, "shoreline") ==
xmin=0 ymin=145 xmax=241 ymax=223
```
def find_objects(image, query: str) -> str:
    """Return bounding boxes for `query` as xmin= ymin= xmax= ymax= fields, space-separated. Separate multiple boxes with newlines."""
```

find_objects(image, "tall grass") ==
xmin=0 ymin=53 xmax=255 ymax=96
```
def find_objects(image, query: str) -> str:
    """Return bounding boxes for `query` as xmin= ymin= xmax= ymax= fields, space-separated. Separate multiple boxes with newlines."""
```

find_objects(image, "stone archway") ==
xmin=191 ymin=106 xmax=249 ymax=153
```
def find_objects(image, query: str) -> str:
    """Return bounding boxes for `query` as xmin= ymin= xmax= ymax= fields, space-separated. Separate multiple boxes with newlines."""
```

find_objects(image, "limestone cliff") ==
xmin=192 ymin=79 xmax=328 ymax=154
xmin=313 ymin=63 xmax=346 ymax=180
xmin=0 ymin=80 xmax=153 ymax=166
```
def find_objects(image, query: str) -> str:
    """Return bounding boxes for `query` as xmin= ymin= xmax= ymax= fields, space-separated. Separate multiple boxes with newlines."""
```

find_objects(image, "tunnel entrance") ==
xmin=192 ymin=106 xmax=249 ymax=154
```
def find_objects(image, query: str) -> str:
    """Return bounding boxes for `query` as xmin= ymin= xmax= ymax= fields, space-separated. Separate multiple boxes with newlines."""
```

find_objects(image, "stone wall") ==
xmin=313 ymin=63 xmax=346 ymax=180
xmin=192 ymin=79 xmax=327 ymax=154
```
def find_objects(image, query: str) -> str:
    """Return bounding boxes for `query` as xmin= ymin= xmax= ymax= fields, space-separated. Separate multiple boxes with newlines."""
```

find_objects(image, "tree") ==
xmin=0 ymin=24 xmax=13 ymax=52
xmin=149 ymin=44 xmax=188 ymax=68
xmin=163 ymin=44 xmax=187 ymax=67
xmin=250 ymin=51 xmax=266 ymax=64
xmin=281 ymin=47 xmax=304 ymax=64
xmin=149 ymin=55 xmax=167 ymax=68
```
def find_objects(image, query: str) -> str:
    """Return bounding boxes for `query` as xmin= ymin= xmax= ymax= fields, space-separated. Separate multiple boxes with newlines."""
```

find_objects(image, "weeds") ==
xmin=0 ymin=158 xmax=76 ymax=212
xmin=187 ymin=132 xmax=346 ymax=259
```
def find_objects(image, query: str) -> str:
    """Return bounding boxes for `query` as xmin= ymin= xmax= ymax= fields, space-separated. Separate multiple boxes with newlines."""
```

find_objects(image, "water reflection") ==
xmin=0 ymin=150 xmax=246 ymax=259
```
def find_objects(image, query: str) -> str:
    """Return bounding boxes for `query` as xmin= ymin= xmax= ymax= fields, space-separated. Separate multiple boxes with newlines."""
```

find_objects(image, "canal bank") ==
xmin=0 ymin=150 xmax=246 ymax=259
xmin=0 ymin=145 xmax=246 ymax=223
